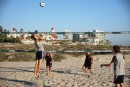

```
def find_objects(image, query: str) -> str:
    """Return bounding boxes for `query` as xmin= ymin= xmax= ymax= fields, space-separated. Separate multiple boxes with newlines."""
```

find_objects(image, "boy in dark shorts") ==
xmin=45 ymin=52 xmax=53 ymax=76
xmin=101 ymin=45 xmax=126 ymax=87
xmin=82 ymin=51 xmax=94 ymax=76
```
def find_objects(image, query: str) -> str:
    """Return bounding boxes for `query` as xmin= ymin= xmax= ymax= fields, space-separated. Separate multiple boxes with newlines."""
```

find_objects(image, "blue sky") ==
xmin=0 ymin=0 xmax=130 ymax=32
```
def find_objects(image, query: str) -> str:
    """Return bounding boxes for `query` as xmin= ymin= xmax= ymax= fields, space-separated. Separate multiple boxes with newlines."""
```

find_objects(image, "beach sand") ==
xmin=0 ymin=54 xmax=130 ymax=87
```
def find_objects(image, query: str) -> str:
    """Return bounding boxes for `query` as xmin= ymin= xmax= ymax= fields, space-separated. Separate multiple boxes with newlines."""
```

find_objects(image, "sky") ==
xmin=0 ymin=0 xmax=130 ymax=32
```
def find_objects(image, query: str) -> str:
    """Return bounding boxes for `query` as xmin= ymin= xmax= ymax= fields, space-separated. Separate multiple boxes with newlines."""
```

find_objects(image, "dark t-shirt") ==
xmin=45 ymin=55 xmax=52 ymax=64
xmin=85 ymin=55 xmax=91 ymax=66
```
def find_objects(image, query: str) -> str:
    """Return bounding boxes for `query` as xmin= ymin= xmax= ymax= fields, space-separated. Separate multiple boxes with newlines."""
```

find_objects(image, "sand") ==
xmin=0 ymin=54 xmax=130 ymax=87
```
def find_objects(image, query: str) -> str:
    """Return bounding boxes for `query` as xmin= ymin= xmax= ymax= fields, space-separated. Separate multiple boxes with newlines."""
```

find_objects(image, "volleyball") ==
xmin=40 ymin=2 xmax=45 ymax=7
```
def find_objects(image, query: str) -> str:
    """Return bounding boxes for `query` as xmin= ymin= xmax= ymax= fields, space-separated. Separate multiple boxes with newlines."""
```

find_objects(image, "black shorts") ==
xmin=36 ymin=51 xmax=43 ymax=60
xmin=84 ymin=64 xmax=91 ymax=69
xmin=46 ymin=63 xmax=52 ymax=67
xmin=114 ymin=75 xmax=124 ymax=84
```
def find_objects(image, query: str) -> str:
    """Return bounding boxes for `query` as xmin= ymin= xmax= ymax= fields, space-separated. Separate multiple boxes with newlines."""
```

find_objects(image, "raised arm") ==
xmin=37 ymin=34 xmax=42 ymax=41
xmin=33 ymin=34 xmax=42 ymax=41
xmin=50 ymin=53 xmax=53 ymax=63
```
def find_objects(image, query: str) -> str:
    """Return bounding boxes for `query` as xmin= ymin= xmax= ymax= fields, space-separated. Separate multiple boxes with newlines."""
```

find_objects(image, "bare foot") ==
xmin=34 ymin=73 xmax=37 ymax=78
xmin=37 ymin=73 xmax=40 ymax=78
xmin=48 ymin=74 xmax=50 ymax=77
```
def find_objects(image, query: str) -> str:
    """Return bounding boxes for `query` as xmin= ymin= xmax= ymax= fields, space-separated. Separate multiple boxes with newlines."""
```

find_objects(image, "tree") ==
xmin=0 ymin=26 xmax=3 ymax=32
xmin=26 ymin=36 xmax=31 ymax=40
xmin=4 ymin=29 xmax=7 ymax=32
xmin=35 ymin=30 xmax=38 ymax=34
xmin=16 ymin=36 xmax=21 ymax=43
xmin=12 ymin=27 xmax=17 ymax=32
xmin=20 ymin=34 xmax=24 ymax=40
xmin=20 ymin=29 xmax=23 ymax=33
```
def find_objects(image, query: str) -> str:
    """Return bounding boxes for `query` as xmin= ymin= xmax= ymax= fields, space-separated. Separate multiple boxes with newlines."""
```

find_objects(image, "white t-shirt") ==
xmin=111 ymin=53 xmax=125 ymax=76
xmin=35 ymin=41 xmax=44 ymax=51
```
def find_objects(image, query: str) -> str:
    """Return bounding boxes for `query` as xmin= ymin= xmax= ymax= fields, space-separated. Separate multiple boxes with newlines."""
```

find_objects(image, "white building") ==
xmin=63 ymin=29 xmax=72 ymax=40
xmin=42 ymin=33 xmax=57 ymax=41
xmin=79 ymin=29 xmax=107 ymax=45
xmin=89 ymin=30 xmax=106 ymax=45
xmin=7 ymin=34 xmax=20 ymax=38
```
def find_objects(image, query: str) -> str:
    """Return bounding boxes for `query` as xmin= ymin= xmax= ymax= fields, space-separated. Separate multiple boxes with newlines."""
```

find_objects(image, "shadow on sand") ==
xmin=0 ymin=67 xmax=33 ymax=72
xmin=52 ymin=70 xmax=83 ymax=76
xmin=0 ymin=77 xmax=35 ymax=87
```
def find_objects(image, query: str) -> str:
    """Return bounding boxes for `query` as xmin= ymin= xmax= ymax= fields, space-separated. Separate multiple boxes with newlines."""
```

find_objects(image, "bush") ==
xmin=0 ymin=52 xmax=35 ymax=62
xmin=65 ymin=52 xmax=84 ymax=57
xmin=0 ymin=36 xmax=21 ymax=43
xmin=53 ymin=53 xmax=66 ymax=62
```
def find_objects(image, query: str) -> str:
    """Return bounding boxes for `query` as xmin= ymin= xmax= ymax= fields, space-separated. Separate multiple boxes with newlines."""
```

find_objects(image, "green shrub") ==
xmin=0 ymin=52 xmax=35 ymax=62
xmin=53 ymin=53 xmax=66 ymax=62
xmin=64 ymin=52 xmax=84 ymax=57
